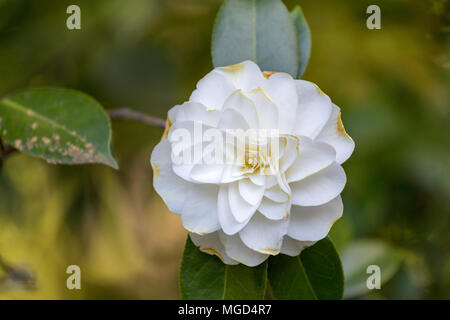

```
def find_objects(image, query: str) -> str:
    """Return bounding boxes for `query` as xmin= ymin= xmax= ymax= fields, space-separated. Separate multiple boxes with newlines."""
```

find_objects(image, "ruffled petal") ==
xmin=218 ymin=185 xmax=251 ymax=235
xmin=181 ymin=184 xmax=221 ymax=234
xmin=150 ymin=139 xmax=191 ymax=213
xmin=316 ymin=104 xmax=355 ymax=164
xmin=190 ymin=232 xmax=238 ymax=265
xmin=286 ymin=136 xmax=336 ymax=183
xmin=290 ymin=162 xmax=346 ymax=206
xmin=239 ymin=213 xmax=288 ymax=255
xmin=288 ymin=196 xmax=343 ymax=241
xmin=293 ymin=80 xmax=332 ymax=139
xmin=219 ymin=232 xmax=269 ymax=267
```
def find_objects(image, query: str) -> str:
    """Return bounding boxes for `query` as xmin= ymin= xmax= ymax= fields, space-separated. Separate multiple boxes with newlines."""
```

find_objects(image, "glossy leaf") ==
xmin=0 ymin=87 xmax=118 ymax=169
xmin=212 ymin=0 xmax=299 ymax=77
xmin=268 ymin=237 xmax=344 ymax=300
xmin=290 ymin=5 xmax=311 ymax=78
xmin=180 ymin=236 xmax=267 ymax=300
xmin=342 ymin=239 xmax=403 ymax=298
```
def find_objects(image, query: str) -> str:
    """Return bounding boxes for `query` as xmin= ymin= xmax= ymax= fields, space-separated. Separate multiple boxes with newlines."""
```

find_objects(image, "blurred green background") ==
xmin=0 ymin=0 xmax=448 ymax=299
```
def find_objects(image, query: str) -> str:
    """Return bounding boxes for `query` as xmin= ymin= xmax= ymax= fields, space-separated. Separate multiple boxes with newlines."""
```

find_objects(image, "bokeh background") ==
xmin=0 ymin=0 xmax=448 ymax=299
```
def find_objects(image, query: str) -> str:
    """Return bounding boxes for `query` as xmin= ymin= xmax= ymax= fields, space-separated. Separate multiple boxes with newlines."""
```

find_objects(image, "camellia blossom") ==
xmin=151 ymin=60 xmax=354 ymax=266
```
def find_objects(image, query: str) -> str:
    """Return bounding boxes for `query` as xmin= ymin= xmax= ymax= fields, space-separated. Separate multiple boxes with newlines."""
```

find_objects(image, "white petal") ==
xmin=258 ymin=198 xmax=290 ymax=220
xmin=168 ymin=121 xmax=216 ymax=181
xmin=189 ymin=70 xmax=236 ymax=110
xmin=286 ymin=136 xmax=336 ymax=183
xmin=218 ymin=185 xmax=251 ymax=235
xmin=294 ymin=80 xmax=332 ymax=139
xmin=219 ymin=232 xmax=269 ymax=267
xmin=279 ymin=135 xmax=299 ymax=173
xmin=239 ymin=213 xmax=288 ymax=255
xmin=248 ymin=173 xmax=266 ymax=186
xmin=150 ymin=139 xmax=190 ymax=213
xmin=190 ymin=232 xmax=238 ymax=265
xmin=280 ymin=236 xmax=315 ymax=257
xmin=223 ymin=90 xmax=259 ymax=129
xmin=247 ymin=88 xmax=279 ymax=130
xmin=288 ymin=196 xmax=343 ymax=241
xmin=316 ymin=104 xmax=355 ymax=164
xmin=290 ymin=162 xmax=346 ymax=206
xmin=190 ymin=163 xmax=243 ymax=184
xmin=262 ymin=73 xmax=298 ymax=133
xmin=167 ymin=104 xmax=181 ymax=123
xmin=264 ymin=185 xmax=289 ymax=203
xmin=175 ymin=101 xmax=221 ymax=127
xmin=218 ymin=108 xmax=250 ymax=130
xmin=181 ymin=184 xmax=220 ymax=234
xmin=229 ymin=182 xmax=260 ymax=223
xmin=238 ymin=178 xmax=265 ymax=206
xmin=216 ymin=60 xmax=266 ymax=93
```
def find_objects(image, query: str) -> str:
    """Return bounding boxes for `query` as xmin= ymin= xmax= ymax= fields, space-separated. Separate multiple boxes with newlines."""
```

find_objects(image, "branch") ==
xmin=0 ymin=255 xmax=35 ymax=290
xmin=107 ymin=108 xmax=166 ymax=129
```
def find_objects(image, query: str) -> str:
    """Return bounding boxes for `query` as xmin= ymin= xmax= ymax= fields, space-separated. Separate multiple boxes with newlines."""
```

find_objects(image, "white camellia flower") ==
xmin=151 ymin=60 xmax=354 ymax=266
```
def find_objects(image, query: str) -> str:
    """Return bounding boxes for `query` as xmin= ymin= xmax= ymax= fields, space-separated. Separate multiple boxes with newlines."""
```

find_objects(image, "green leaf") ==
xmin=180 ymin=236 xmax=267 ymax=300
xmin=212 ymin=0 xmax=299 ymax=77
xmin=268 ymin=237 xmax=344 ymax=300
xmin=342 ymin=239 xmax=403 ymax=299
xmin=0 ymin=87 xmax=118 ymax=169
xmin=290 ymin=5 xmax=311 ymax=78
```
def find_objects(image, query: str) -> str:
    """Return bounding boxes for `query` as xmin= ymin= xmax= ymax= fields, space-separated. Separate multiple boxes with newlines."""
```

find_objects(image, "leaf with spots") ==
xmin=268 ymin=237 xmax=344 ymax=300
xmin=180 ymin=236 xmax=267 ymax=300
xmin=212 ymin=0 xmax=299 ymax=77
xmin=0 ymin=87 xmax=118 ymax=169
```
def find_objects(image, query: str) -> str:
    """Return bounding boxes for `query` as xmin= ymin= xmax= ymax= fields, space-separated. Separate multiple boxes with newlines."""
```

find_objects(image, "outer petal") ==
xmin=215 ymin=60 xmax=266 ymax=93
xmin=316 ymin=104 xmax=355 ymax=164
xmin=293 ymin=80 xmax=332 ymax=139
xmin=189 ymin=70 xmax=236 ymax=110
xmin=286 ymin=136 xmax=336 ymax=183
xmin=150 ymin=139 xmax=190 ymax=213
xmin=190 ymin=232 xmax=238 ymax=265
xmin=218 ymin=185 xmax=251 ymax=235
xmin=290 ymin=162 xmax=346 ymax=206
xmin=262 ymin=73 xmax=298 ymax=134
xmin=175 ymin=101 xmax=221 ymax=127
xmin=239 ymin=213 xmax=289 ymax=255
xmin=219 ymin=232 xmax=269 ymax=267
xmin=181 ymin=184 xmax=220 ymax=234
xmin=288 ymin=196 xmax=343 ymax=242
xmin=280 ymin=236 xmax=315 ymax=257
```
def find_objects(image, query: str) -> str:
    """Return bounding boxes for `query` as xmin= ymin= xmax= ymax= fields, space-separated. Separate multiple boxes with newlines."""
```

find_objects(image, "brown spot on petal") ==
xmin=222 ymin=63 xmax=244 ymax=72
xmin=336 ymin=112 xmax=351 ymax=139
xmin=263 ymin=71 xmax=276 ymax=79
xmin=316 ymin=85 xmax=327 ymax=96
xmin=259 ymin=247 xmax=280 ymax=255
xmin=201 ymin=248 xmax=225 ymax=262
xmin=162 ymin=118 xmax=172 ymax=140
xmin=151 ymin=163 xmax=160 ymax=181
